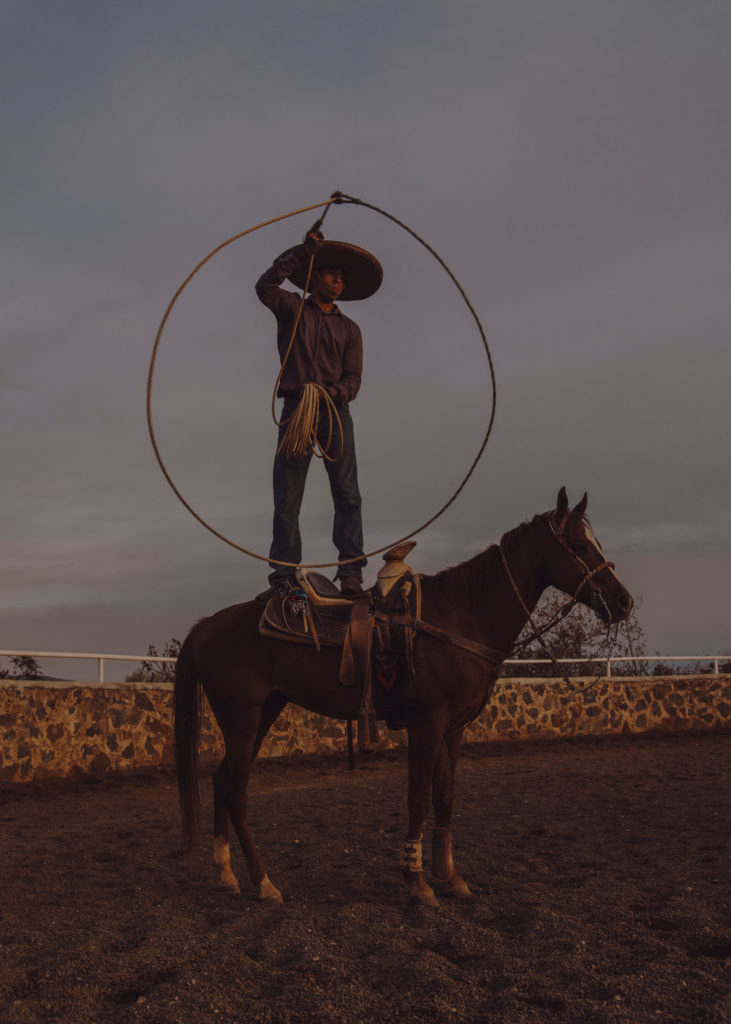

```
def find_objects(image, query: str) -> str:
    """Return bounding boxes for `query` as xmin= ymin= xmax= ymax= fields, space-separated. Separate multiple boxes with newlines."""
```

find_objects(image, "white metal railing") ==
xmin=0 ymin=649 xmax=727 ymax=682
xmin=501 ymin=655 xmax=725 ymax=677
xmin=0 ymin=650 xmax=173 ymax=684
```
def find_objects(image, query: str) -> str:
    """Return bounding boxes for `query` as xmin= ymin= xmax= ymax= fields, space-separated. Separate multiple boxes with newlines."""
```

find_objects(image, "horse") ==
xmin=174 ymin=487 xmax=633 ymax=905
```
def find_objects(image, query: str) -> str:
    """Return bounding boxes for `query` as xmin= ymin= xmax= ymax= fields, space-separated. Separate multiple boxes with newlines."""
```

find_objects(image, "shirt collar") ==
xmin=306 ymin=296 xmax=342 ymax=316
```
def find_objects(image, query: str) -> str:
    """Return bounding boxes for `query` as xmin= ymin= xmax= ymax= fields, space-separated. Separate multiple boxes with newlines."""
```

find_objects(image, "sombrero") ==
xmin=288 ymin=240 xmax=383 ymax=301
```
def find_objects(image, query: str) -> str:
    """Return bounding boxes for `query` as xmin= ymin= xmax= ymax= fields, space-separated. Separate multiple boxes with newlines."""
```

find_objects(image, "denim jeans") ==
xmin=268 ymin=402 xmax=366 ymax=583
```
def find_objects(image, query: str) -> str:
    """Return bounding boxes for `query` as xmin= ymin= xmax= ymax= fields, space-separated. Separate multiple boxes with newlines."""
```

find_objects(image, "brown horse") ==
xmin=174 ymin=488 xmax=632 ymax=905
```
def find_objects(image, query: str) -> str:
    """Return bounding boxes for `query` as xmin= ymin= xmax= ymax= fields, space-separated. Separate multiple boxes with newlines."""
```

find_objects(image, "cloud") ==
xmin=2 ymin=0 xmax=730 ymax=657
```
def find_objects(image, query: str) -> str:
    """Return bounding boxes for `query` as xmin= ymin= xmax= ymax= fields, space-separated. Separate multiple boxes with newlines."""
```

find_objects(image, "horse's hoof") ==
xmin=218 ymin=867 xmax=241 ymax=894
xmin=402 ymin=867 xmax=439 ymax=908
xmin=415 ymin=889 xmax=440 ymax=908
xmin=444 ymin=880 xmax=473 ymax=899
xmin=440 ymin=869 xmax=473 ymax=899
xmin=257 ymin=874 xmax=283 ymax=903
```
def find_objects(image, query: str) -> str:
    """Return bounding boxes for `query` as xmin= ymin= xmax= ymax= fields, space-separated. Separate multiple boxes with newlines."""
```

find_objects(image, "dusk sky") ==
xmin=3 ymin=0 xmax=729 ymax=677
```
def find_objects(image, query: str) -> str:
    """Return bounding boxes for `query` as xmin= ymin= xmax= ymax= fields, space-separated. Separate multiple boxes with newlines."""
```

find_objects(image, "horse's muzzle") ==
xmin=614 ymin=590 xmax=633 ymax=620
xmin=588 ymin=585 xmax=633 ymax=624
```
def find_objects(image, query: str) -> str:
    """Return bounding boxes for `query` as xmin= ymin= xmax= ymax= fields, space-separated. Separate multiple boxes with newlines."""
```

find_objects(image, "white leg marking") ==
xmin=213 ymin=836 xmax=241 ymax=894
xmin=258 ymin=874 xmax=283 ymax=903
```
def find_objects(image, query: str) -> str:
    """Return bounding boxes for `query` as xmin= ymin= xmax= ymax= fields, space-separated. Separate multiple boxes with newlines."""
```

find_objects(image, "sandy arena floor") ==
xmin=1 ymin=732 xmax=729 ymax=1023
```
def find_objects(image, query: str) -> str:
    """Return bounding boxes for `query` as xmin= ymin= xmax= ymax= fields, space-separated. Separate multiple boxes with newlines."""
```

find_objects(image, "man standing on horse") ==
xmin=255 ymin=229 xmax=382 ymax=599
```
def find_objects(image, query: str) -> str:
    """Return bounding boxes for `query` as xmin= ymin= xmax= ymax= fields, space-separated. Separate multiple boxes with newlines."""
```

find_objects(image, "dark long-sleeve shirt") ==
xmin=255 ymin=244 xmax=363 ymax=405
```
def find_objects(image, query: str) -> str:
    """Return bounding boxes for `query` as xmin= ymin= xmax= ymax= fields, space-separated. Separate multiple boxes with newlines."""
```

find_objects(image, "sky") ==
xmin=2 ymin=0 xmax=730 ymax=678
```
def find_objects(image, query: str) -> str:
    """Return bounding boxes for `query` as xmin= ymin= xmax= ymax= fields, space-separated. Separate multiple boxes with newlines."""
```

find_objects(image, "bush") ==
xmin=0 ymin=655 xmax=44 ymax=680
xmin=125 ymin=639 xmax=181 ymax=683
xmin=502 ymin=590 xmax=647 ymax=678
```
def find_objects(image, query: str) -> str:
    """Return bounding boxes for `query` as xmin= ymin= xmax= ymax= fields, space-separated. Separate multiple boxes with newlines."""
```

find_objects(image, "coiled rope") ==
xmin=275 ymin=382 xmax=344 ymax=461
xmin=147 ymin=191 xmax=497 ymax=568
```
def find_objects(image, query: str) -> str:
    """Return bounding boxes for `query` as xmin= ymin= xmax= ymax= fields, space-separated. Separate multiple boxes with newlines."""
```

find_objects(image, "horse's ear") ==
xmin=556 ymin=487 xmax=569 ymax=517
xmin=570 ymin=492 xmax=588 ymax=522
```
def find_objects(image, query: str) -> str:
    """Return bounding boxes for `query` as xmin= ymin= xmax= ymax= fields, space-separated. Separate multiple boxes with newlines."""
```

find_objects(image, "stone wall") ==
xmin=1 ymin=675 xmax=729 ymax=782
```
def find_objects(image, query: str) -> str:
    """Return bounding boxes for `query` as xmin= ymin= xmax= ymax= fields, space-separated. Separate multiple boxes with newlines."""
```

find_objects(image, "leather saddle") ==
xmin=258 ymin=543 xmax=420 ymax=749
xmin=257 ymin=572 xmax=352 ymax=653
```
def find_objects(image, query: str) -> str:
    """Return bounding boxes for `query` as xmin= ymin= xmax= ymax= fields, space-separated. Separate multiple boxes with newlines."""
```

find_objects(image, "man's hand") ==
xmin=303 ymin=230 xmax=324 ymax=256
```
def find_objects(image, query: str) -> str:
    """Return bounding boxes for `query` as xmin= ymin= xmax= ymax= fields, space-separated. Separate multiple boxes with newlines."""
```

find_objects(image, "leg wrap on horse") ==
xmin=431 ymin=827 xmax=454 ymax=881
xmin=400 ymin=834 xmax=423 ymax=871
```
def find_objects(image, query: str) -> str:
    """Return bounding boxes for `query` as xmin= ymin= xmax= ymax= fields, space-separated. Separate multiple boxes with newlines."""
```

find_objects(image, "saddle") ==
xmin=258 ymin=542 xmax=420 ymax=751
xmin=259 ymin=573 xmax=353 ymax=650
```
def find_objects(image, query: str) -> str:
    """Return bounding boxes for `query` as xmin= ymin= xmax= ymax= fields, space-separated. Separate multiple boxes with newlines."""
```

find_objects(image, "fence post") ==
xmin=99 ymin=657 xmax=104 ymax=683
xmin=714 ymin=658 xmax=719 ymax=675
xmin=606 ymin=658 xmax=612 ymax=678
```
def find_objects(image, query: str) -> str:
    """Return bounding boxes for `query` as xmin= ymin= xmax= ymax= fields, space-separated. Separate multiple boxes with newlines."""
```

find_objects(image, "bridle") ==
xmin=379 ymin=512 xmax=620 ymax=674
xmin=383 ymin=512 xmax=620 ymax=677
xmin=500 ymin=512 xmax=618 ymax=687
xmin=545 ymin=510 xmax=616 ymax=620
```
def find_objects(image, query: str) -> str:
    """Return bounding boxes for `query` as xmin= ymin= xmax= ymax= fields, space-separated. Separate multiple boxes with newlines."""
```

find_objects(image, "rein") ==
xmin=374 ymin=611 xmax=506 ymax=665
xmin=371 ymin=513 xmax=621 ymax=688
xmin=373 ymin=514 xmax=617 ymax=674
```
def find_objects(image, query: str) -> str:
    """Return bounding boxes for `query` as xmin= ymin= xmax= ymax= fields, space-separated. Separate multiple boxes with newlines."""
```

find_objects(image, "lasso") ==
xmin=147 ymin=191 xmax=497 ymax=568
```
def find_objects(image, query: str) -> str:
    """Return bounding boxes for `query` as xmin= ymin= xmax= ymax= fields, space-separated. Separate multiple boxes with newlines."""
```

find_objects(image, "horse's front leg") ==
xmin=431 ymin=727 xmax=472 ymax=898
xmin=402 ymin=717 xmax=445 ymax=907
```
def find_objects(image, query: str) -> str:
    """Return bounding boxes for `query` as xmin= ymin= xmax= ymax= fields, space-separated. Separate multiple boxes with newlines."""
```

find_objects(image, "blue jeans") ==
xmin=268 ymin=402 xmax=366 ymax=583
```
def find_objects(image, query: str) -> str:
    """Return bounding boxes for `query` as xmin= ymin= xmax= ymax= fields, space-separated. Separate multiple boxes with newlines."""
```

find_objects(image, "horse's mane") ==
xmin=423 ymin=514 xmax=546 ymax=604
xmin=421 ymin=508 xmax=597 ymax=604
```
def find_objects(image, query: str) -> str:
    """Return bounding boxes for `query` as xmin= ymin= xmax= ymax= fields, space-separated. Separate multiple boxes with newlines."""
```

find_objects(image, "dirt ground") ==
xmin=0 ymin=733 xmax=728 ymax=1024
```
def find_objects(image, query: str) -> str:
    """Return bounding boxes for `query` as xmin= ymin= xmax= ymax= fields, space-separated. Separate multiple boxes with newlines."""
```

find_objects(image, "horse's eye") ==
xmin=574 ymin=543 xmax=588 ymax=557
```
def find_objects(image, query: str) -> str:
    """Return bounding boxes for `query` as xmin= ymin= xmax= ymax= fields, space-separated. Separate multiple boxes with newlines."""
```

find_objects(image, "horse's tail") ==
xmin=174 ymin=628 xmax=204 ymax=851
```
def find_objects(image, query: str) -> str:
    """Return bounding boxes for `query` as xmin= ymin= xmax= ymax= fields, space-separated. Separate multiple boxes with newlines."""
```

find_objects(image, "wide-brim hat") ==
xmin=288 ymin=240 xmax=383 ymax=301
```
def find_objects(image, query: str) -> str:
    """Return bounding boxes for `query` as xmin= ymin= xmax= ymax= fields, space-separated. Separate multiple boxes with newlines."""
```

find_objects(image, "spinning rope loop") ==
xmin=147 ymin=191 xmax=497 ymax=568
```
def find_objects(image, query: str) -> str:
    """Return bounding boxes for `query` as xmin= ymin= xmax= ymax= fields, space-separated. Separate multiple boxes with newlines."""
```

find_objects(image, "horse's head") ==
xmin=543 ymin=487 xmax=633 ymax=624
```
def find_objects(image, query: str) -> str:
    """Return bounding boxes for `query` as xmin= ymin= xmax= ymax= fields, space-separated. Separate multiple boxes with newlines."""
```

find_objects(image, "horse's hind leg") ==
xmin=213 ymin=760 xmax=241 ymax=894
xmin=212 ymin=695 xmax=287 ymax=900
xmin=252 ymin=691 xmax=288 ymax=759
xmin=218 ymin=709 xmax=283 ymax=903
xmin=431 ymin=728 xmax=472 ymax=898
